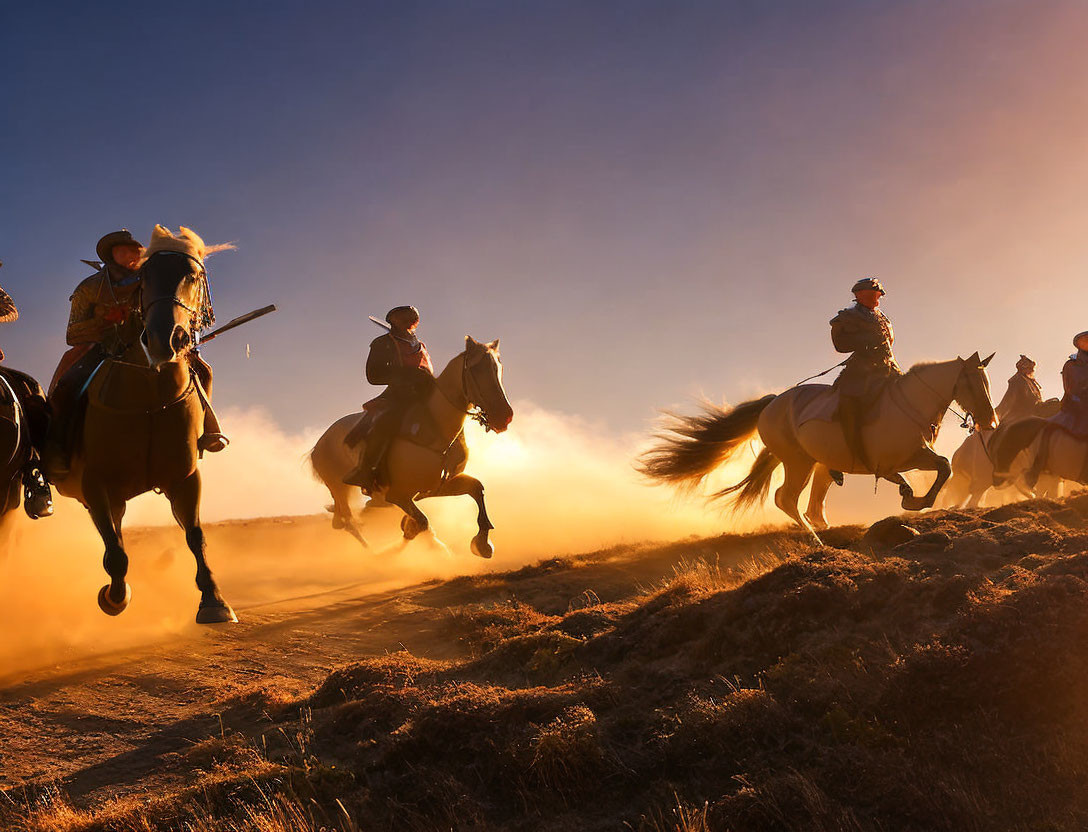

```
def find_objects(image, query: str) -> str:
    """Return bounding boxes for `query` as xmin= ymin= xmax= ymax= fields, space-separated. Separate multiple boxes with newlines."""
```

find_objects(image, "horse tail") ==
xmin=638 ymin=394 xmax=777 ymax=491
xmin=713 ymin=446 xmax=781 ymax=509
xmin=990 ymin=416 xmax=1048 ymax=484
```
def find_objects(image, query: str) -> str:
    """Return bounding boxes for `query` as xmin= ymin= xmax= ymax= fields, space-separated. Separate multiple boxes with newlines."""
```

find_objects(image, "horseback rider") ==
xmin=1026 ymin=332 xmax=1088 ymax=487
xmin=0 ymin=262 xmax=54 ymax=518
xmin=343 ymin=306 xmax=437 ymax=491
xmin=995 ymin=354 xmax=1044 ymax=424
xmin=44 ymin=230 xmax=227 ymax=475
xmin=830 ymin=277 xmax=902 ymax=474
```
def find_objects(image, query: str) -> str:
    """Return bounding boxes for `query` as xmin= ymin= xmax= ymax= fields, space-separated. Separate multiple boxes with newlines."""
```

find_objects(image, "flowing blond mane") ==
xmin=140 ymin=225 xmax=236 ymax=265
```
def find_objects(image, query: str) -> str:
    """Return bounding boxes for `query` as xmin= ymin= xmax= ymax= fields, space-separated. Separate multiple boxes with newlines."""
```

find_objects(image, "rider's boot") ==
xmin=196 ymin=405 xmax=229 ymax=454
xmin=343 ymin=414 xmax=398 ymax=492
xmin=22 ymin=455 xmax=54 ymax=519
xmin=840 ymin=396 xmax=873 ymax=474
xmin=191 ymin=352 xmax=228 ymax=455
xmin=1024 ymin=427 xmax=1051 ymax=490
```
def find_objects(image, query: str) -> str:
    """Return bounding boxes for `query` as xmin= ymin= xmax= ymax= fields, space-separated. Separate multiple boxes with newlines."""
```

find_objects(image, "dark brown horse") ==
xmin=0 ymin=370 xmax=38 ymax=543
xmin=47 ymin=226 xmax=236 ymax=623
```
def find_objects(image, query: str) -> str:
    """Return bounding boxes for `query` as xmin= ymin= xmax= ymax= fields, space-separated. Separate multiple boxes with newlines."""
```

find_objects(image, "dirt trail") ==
xmin=0 ymin=513 xmax=772 ymax=809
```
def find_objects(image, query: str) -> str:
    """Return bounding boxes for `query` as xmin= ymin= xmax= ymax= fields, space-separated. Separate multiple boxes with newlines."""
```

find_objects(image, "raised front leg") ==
xmin=85 ymin=487 xmax=130 ymax=616
xmin=431 ymin=474 xmax=495 ymax=558
xmin=899 ymin=446 xmax=952 ymax=511
xmin=166 ymin=470 xmax=236 ymax=624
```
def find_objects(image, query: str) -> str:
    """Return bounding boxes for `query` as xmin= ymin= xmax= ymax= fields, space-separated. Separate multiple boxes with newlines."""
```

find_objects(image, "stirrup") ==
xmin=23 ymin=467 xmax=54 ymax=520
xmin=197 ymin=432 xmax=230 ymax=455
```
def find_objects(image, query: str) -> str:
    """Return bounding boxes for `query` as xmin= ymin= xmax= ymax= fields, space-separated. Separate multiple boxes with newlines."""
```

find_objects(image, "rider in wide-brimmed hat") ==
xmin=829 ymin=277 xmax=902 ymax=475
xmin=42 ymin=230 xmax=146 ymax=474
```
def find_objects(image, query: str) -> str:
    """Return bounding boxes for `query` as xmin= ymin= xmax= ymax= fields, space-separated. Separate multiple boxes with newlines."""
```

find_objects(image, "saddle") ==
xmin=345 ymin=402 xmax=464 ymax=460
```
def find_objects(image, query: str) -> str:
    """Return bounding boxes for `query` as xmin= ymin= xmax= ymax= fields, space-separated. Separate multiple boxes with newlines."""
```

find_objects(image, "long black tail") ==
xmin=990 ymin=416 xmax=1047 ymax=482
xmin=638 ymin=394 xmax=777 ymax=492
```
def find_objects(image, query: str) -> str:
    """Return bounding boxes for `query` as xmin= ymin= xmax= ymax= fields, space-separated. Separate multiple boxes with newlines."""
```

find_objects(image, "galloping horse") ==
xmin=940 ymin=398 xmax=1062 ymax=509
xmin=991 ymin=416 xmax=1088 ymax=493
xmin=640 ymin=354 xmax=997 ymax=540
xmin=0 ymin=373 xmax=37 ymax=542
xmin=47 ymin=226 xmax=237 ymax=623
xmin=310 ymin=337 xmax=513 ymax=556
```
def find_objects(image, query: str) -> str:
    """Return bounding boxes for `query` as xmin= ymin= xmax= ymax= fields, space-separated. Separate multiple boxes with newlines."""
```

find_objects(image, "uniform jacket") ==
xmin=364 ymin=332 xmax=435 ymax=410
xmin=1055 ymin=352 xmax=1088 ymax=436
xmin=0 ymin=285 xmax=17 ymax=362
xmin=65 ymin=266 xmax=142 ymax=348
xmin=830 ymin=303 xmax=901 ymax=397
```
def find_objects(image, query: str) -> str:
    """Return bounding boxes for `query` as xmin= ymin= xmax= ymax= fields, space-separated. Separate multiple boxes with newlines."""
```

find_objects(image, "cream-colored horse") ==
xmin=310 ymin=337 xmax=513 ymax=556
xmin=640 ymin=354 xmax=997 ymax=540
xmin=991 ymin=417 xmax=1088 ymax=494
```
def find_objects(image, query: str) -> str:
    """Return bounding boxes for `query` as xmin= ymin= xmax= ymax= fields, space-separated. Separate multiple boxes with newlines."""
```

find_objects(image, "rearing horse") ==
xmin=640 ymin=354 xmax=997 ymax=540
xmin=47 ymin=226 xmax=236 ymax=623
xmin=310 ymin=337 xmax=513 ymax=555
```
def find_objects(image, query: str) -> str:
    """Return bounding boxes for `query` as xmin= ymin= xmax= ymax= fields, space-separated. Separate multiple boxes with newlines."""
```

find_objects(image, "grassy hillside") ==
xmin=9 ymin=496 xmax=1088 ymax=831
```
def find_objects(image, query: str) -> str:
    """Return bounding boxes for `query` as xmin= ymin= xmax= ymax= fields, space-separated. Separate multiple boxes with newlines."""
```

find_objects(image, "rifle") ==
xmin=200 ymin=305 xmax=277 ymax=344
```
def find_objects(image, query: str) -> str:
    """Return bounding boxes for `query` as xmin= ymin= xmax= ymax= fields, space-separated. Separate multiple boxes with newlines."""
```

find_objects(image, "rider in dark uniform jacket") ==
xmin=343 ymin=306 xmax=436 ymax=492
xmin=0 ymin=262 xmax=54 ymax=518
xmin=830 ymin=277 xmax=902 ymax=474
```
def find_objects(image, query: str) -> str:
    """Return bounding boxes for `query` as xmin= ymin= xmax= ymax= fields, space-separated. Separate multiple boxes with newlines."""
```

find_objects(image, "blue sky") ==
xmin=4 ymin=1 xmax=1088 ymax=433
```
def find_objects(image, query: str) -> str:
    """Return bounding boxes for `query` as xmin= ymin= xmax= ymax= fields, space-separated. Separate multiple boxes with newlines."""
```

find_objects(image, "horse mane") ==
xmin=140 ymin=225 xmax=236 ymax=265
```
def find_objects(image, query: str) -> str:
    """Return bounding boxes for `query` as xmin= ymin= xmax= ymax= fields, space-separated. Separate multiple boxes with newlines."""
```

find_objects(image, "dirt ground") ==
xmin=0 ymin=512 xmax=771 ymax=809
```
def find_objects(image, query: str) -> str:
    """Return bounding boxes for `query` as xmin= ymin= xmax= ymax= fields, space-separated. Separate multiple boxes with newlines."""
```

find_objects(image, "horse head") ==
xmin=954 ymin=351 xmax=997 ymax=430
xmin=138 ymin=226 xmax=232 ymax=370
xmin=463 ymin=336 xmax=513 ymax=433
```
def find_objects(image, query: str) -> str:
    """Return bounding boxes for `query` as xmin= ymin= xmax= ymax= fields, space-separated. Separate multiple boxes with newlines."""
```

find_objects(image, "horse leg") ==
xmin=387 ymin=490 xmax=442 ymax=551
xmin=84 ymin=487 xmax=131 ymax=616
xmin=804 ymin=465 xmax=833 ymax=531
xmin=430 ymin=474 xmax=495 ymax=558
xmin=166 ymin=471 xmax=236 ymax=624
xmin=773 ymin=456 xmax=820 ymax=543
xmin=326 ymin=480 xmax=368 ymax=547
xmin=899 ymin=447 xmax=952 ymax=511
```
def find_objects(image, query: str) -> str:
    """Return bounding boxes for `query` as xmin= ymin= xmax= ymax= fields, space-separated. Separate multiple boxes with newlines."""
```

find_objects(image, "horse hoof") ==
xmin=196 ymin=600 xmax=238 ymax=625
xmin=470 ymin=535 xmax=494 ymax=559
xmin=331 ymin=514 xmax=344 ymax=530
xmin=902 ymin=497 xmax=927 ymax=512
xmin=400 ymin=515 xmax=421 ymax=540
xmin=97 ymin=583 xmax=131 ymax=616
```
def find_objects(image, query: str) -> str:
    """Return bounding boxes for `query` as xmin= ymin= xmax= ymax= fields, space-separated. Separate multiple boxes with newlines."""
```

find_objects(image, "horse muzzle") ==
xmin=490 ymin=408 xmax=514 ymax=433
xmin=142 ymin=324 xmax=190 ymax=370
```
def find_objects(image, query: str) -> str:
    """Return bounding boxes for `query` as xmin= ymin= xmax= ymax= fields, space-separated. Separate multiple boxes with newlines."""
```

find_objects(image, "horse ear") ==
xmin=487 ymin=339 xmax=499 ymax=351
xmin=967 ymin=351 xmax=980 ymax=364
xmin=981 ymin=351 xmax=995 ymax=367
xmin=465 ymin=335 xmax=480 ymax=351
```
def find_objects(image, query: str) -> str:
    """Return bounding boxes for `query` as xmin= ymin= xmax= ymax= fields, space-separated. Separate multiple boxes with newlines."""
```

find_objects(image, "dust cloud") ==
xmin=0 ymin=399 xmax=909 ymax=682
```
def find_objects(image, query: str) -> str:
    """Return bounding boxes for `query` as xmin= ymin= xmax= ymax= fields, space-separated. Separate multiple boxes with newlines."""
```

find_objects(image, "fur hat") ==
xmin=95 ymin=229 xmax=144 ymax=264
xmin=851 ymin=277 xmax=885 ymax=296
xmin=386 ymin=305 xmax=420 ymax=325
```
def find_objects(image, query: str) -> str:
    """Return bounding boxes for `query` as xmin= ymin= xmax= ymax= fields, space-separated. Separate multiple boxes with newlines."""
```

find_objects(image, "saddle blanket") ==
xmin=794 ymin=384 xmax=841 ymax=427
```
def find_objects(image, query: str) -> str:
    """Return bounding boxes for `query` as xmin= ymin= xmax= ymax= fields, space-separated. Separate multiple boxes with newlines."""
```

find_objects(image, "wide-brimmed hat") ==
xmin=851 ymin=277 xmax=885 ymax=295
xmin=386 ymin=305 xmax=420 ymax=325
xmin=95 ymin=229 xmax=144 ymax=264
xmin=1074 ymin=332 xmax=1088 ymax=351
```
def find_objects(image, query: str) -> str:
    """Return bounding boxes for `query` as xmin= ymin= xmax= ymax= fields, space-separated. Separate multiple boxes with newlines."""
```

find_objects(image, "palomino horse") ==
xmin=640 ymin=354 xmax=997 ymax=540
xmin=47 ymin=226 xmax=236 ymax=623
xmin=310 ymin=337 xmax=513 ymax=555
xmin=991 ymin=415 xmax=1088 ymax=495
xmin=940 ymin=398 xmax=1062 ymax=509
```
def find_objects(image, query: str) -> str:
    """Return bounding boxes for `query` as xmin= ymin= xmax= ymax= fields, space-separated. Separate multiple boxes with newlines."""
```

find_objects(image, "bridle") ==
xmin=138 ymin=250 xmax=215 ymax=331
xmin=442 ymin=349 xmax=502 ymax=432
